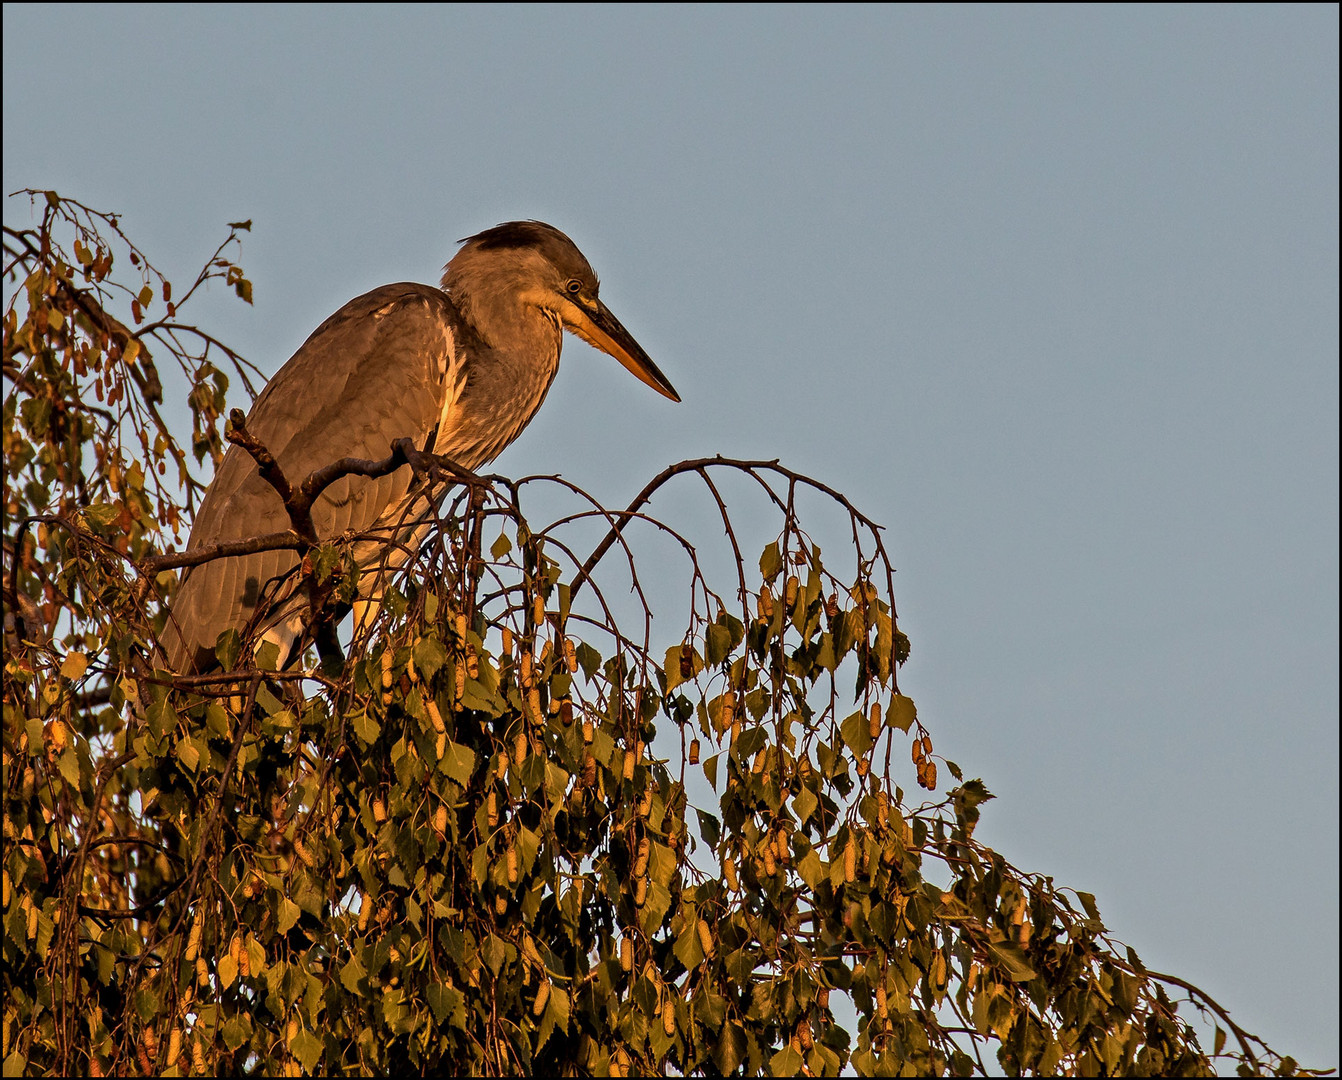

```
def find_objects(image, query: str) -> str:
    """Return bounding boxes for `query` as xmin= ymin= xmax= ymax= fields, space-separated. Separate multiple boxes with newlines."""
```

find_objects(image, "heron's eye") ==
xmin=565 ymin=279 xmax=583 ymax=295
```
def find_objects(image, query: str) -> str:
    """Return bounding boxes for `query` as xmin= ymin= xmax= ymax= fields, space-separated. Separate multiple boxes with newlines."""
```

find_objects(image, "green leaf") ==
xmin=482 ymin=934 xmax=505 ymax=974
xmin=255 ymin=683 xmax=286 ymax=715
xmin=549 ymin=984 xmax=570 ymax=1032
xmin=1077 ymin=892 xmax=1101 ymax=922
xmin=221 ymin=1016 xmax=249 ymax=1052
xmin=1113 ymin=970 xmax=1139 ymax=1014
xmin=985 ymin=941 xmax=1037 ymax=982
xmin=696 ymin=809 xmax=721 ymax=849
xmin=427 ymin=982 xmax=466 ymax=1029
xmin=214 ymin=629 xmax=241 ymax=671
xmin=339 ymin=953 xmax=367 ymax=994
xmin=174 ymin=737 xmax=200 ymax=773
xmin=664 ymin=645 xmax=687 ymax=693
xmin=146 ymin=697 xmax=177 ymax=740
xmin=714 ymin=1022 xmax=746 ymax=1074
xmin=54 ymin=745 xmax=79 ymax=787
xmin=953 ymin=779 xmax=994 ymax=812
xmin=840 ymin=709 xmax=872 ymax=757
xmin=255 ymin=639 xmax=281 ymax=671
xmin=517 ymin=826 xmax=540 ymax=874
xmin=440 ymin=741 xmax=476 ymax=786
xmin=575 ymin=642 xmax=601 ymax=680
xmin=792 ymin=784 xmax=818 ymax=826
xmin=490 ymin=531 xmax=512 ymax=559
xmin=697 ymin=985 xmax=727 ymax=1030
xmin=769 ymin=1045 xmax=804 ymax=1076
xmin=815 ymin=632 xmax=837 ymax=671
xmin=703 ymin=753 xmax=719 ymax=791
xmin=82 ymin=502 xmax=118 ymax=528
xmin=277 ymin=897 xmax=301 ymax=934
xmin=706 ymin=623 xmax=733 ymax=666
xmin=314 ymin=544 xmax=342 ymax=584
xmin=290 ymin=1030 xmax=324 ymax=1073
xmin=889 ymin=694 xmax=916 ymax=733
xmin=759 ymin=542 xmax=782 ymax=580
xmin=796 ymin=849 xmax=824 ymax=890
xmin=413 ymin=634 xmax=448 ymax=681
xmin=206 ymin=702 xmax=231 ymax=737
xmin=640 ymin=882 xmax=672 ymax=935
xmin=351 ymin=710 xmax=381 ymax=746
xmin=674 ymin=919 xmax=705 ymax=968
xmin=649 ymin=842 xmax=678 ymax=888
xmin=732 ymin=724 xmax=768 ymax=763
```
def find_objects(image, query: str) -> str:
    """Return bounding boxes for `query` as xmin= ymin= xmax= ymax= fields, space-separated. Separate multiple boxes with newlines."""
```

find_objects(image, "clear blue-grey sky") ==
xmin=4 ymin=3 xmax=1337 ymax=1069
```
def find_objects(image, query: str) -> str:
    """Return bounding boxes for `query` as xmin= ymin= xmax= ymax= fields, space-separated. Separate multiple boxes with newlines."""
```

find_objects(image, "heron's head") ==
xmin=444 ymin=221 xmax=680 ymax=402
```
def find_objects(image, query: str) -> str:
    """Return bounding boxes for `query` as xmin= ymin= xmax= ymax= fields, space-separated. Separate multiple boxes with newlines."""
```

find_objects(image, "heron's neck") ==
xmin=435 ymin=289 xmax=564 ymax=469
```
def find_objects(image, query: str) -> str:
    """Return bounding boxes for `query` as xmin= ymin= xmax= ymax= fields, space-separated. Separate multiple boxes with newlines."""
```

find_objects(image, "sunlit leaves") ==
xmin=2 ymin=192 xmax=1313 ymax=1080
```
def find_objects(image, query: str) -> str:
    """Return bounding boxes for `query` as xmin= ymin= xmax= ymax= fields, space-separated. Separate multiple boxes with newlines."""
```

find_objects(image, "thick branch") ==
xmin=223 ymin=414 xmax=488 ymax=548
xmin=140 ymin=530 xmax=307 ymax=574
xmin=224 ymin=409 xmax=310 ymax=539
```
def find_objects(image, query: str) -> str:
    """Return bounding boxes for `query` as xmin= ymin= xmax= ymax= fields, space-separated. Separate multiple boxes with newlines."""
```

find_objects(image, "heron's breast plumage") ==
xmin=431 ymin=314 xmax=562 ymax=471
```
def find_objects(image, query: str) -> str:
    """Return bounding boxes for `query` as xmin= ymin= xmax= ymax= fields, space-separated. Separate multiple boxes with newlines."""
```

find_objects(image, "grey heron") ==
xmin=160 ymin=221 xmax=679 ymax=673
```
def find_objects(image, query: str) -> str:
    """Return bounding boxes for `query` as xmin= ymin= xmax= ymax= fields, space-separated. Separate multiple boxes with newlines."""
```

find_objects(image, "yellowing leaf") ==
xmin=60 ymin=652 xmax=88 ymax=681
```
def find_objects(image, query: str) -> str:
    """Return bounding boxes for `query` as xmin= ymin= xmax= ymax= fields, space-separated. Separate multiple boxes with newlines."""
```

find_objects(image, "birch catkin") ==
xmin=696 ymin=918 xmax=714 ymax=958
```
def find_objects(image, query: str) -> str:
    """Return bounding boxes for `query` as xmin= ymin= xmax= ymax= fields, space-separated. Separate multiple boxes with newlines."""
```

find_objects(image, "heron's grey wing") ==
xmin=161 ymin=284 xmax=461 ymax=671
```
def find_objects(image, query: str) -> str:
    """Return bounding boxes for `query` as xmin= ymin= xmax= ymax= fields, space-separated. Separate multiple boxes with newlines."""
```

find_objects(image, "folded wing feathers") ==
xmin=162 ymin=285 xmax=458 ymax=672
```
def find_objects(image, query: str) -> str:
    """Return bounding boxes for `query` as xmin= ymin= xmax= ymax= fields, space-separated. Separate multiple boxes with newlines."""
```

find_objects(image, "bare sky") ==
xmin=4 ymin=4 xmax=1337 ymax=1068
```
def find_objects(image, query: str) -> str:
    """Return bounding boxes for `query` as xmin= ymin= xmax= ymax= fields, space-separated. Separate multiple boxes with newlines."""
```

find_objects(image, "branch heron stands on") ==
xmin=161 ymin=221 xmax=680 ymax=673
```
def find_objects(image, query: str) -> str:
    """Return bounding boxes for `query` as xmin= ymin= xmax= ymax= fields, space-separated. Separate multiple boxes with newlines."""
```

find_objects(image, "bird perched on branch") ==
xmin=160 ymin=221 xmax=680 ymax=673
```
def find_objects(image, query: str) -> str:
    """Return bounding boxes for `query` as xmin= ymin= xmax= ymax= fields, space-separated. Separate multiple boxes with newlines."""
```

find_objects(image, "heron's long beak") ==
xmin=565 ymin=299 xmax=681 ymax=403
